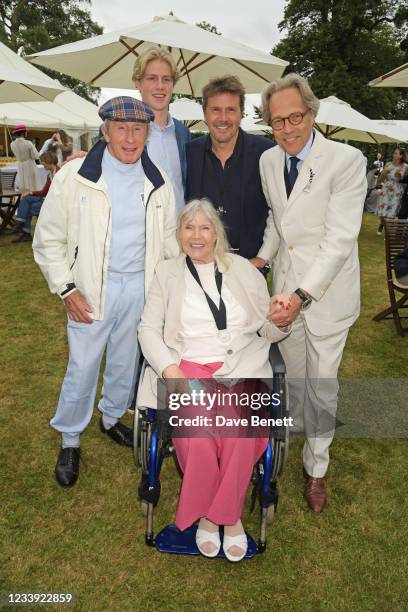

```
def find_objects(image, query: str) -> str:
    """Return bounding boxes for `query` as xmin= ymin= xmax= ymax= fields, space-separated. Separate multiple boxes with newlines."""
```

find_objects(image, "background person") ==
xmin=372 ymin=152 xmax=384 ymax=174
xmin=138 ymin=199 xmax=290 ymax=562
xmin=11 ymin=150 xmax=59 ymax=243
xmin=364 ymin=164 xmax=381 ymax=213
xmin=10 ymin=124 xmax=41 ymax=191
xmin=375 ymin=148 xmax=408 ymax=234
xmin=397 ymin=170 xmax=408 ymax=220
xmin=33 ymin=96 xmax=178 ymax=488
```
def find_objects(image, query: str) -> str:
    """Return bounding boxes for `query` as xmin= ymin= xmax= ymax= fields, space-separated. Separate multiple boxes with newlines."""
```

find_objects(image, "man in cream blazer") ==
xmin=256 ymin=74 xmax=367 ymax=512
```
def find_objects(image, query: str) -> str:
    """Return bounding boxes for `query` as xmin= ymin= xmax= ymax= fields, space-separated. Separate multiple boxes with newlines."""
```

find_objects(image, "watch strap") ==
xmin=294 ymin=288 xmax=309 ymax=303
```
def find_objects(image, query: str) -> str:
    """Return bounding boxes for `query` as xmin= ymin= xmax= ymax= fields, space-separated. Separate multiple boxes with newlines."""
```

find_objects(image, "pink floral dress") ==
xmin=376 ymin=162 xmax=408 ymax=217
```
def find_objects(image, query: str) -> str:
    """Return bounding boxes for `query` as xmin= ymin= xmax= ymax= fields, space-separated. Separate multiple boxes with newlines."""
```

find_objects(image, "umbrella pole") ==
xmin=3 ymin=125 xmax=9 ymax=157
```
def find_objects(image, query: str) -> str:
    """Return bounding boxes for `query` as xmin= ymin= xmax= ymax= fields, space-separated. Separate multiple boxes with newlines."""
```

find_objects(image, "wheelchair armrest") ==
xmin=269 ymin=343 xmax=286 ymax=375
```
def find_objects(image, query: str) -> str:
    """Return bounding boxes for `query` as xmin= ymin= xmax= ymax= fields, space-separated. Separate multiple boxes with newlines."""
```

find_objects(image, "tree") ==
xmin=196 ymin=21 xmax=222 ymax=36
xmin=272 ymin=0 xmax=408 ymax=119
xmin=0 ymin=0 xmax=103 ymax=102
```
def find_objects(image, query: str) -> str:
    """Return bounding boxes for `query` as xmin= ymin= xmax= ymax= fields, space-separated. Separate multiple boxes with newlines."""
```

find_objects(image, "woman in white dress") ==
xmin=10 ymin=124 xmax=40 ymax=191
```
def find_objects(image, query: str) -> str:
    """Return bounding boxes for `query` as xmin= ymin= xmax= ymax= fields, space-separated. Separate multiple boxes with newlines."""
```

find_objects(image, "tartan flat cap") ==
xmin=98 ymin=96 xmax=155 ymax=123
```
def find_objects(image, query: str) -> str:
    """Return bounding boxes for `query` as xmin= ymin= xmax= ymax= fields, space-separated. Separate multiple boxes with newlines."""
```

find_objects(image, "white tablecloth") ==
xmin=1 ymin=164 xmax=49 ymax=189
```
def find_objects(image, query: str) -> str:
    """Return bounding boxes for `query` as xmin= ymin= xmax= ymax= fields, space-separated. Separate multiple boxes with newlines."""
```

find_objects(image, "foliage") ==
xmin=196 ymin=20 xmax=222 ymax=36
xmin=0 ymin=0 xmax=103 ymax=102
xmin=272 ymin=0 xmax=408 ymax=119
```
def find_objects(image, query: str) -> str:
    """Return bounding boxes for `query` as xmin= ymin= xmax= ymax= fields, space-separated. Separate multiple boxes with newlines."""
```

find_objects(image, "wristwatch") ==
xmin=294 ymin=288 xmax=312 ymax=310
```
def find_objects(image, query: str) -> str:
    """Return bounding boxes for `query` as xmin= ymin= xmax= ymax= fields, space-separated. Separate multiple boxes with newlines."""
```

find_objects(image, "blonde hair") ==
xmin=177 ymin=199 xmax=231 ymax=270
xmin=261 ymin=73 xmax=320 ymax=124
xmin=132 ymin=46 xmax=179 ymax=84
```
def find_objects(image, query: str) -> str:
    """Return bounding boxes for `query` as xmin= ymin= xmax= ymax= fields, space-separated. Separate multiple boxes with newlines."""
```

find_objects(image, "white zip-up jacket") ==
xmin=33 ymin=141 xmax=179 ymax=320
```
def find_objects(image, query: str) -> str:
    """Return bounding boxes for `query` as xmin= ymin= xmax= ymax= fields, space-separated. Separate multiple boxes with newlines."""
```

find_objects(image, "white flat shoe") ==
xmin=223 ymin=533 xmax=248 ymax=562
xmin=196 ymin=528 xmax=221 ymax=558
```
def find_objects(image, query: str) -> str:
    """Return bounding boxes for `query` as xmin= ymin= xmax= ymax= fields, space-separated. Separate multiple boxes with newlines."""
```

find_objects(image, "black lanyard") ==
xmin=186 ymin=256 xmax=227 ymax=330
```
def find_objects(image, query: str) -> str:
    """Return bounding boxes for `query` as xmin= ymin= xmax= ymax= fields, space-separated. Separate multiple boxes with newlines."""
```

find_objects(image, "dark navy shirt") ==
xmin=202 ymin=131 xmax=243 ymax=253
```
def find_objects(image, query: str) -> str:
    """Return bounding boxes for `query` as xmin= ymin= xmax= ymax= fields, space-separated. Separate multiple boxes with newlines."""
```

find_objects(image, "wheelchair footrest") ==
xmin=155 ymin=524 xmax=257 ymax=558
xmin=138 ymin=474 xmax=161 ymax=505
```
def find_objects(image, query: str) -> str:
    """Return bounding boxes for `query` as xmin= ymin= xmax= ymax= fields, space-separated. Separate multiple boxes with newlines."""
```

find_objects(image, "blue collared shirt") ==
xmin=285 ymin=130 xmax=314 ymax=174
xmin=147 ymin=114 xmax=184 ymax=212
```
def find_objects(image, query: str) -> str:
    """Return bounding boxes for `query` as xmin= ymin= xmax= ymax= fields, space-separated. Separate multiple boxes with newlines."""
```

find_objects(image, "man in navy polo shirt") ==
xmin=186 ymin=75 xmax=273 ymax=271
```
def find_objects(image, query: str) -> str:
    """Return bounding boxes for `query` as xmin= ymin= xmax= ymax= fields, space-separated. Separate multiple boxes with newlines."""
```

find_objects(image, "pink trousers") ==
xmin=173 ymin=359 xmax=268 ymax=531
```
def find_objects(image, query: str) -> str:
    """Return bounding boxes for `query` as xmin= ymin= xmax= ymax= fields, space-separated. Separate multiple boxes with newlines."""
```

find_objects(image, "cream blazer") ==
xmin=257 ymin=130 xmax=367 ymax=336
xmin=137 ymin=253 xmax=289 ymax=409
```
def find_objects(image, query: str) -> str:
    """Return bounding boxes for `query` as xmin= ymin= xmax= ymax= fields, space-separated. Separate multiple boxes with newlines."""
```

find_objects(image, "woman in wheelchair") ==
xmin=138 ymin=199 xmax=290 ymax=562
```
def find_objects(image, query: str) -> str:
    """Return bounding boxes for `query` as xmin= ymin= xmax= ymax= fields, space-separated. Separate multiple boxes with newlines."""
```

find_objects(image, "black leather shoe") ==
xmin=55 ymin=447 xmax=80 ymax=487
xmin=100 ymin=417 xmax=133 ymax=447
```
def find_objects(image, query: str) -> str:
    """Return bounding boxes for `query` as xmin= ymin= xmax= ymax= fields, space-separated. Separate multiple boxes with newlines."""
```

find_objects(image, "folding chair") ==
xmin=0 ymin=170 xmax=20 ymax=230
xmin=373 ymin=219 xmax=408 ymax=336
xmin=0 ymin=170 xmax=17 ymax=191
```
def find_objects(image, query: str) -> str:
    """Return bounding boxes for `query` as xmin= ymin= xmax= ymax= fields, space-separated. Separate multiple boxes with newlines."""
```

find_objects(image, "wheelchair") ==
xmin=133 ymin=343 xmax=289 ymax=558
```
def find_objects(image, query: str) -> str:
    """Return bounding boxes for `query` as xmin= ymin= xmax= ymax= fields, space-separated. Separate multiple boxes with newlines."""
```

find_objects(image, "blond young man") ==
xmin=133 ymin=46 xmax=191 ymax=211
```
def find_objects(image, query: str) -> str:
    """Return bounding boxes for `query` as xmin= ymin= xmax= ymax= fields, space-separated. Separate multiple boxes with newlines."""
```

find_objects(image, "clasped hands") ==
xmin=268 ymin=292 xmax=302 ymax=329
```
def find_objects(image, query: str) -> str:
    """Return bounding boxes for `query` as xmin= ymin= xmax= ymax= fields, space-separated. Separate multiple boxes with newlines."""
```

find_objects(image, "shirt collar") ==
xmin=151 ymin=113 xmax=174 ymax=132
xmin=285 ymin=129 xmax=314 ymax=164
xmin=206 ymin=128 xmax=243 ymax=159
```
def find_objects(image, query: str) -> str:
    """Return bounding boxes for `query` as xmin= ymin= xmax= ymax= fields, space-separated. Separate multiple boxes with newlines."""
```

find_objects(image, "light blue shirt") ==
xmin=102 ymin=147 xmax=146 ymax=274
xmin=147 ymin=114 xmax=184 ymax=212
xmin=285 ymin=130 xmax=314 ymax=174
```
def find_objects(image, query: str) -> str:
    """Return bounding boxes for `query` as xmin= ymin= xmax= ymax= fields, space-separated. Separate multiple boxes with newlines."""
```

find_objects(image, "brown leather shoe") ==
xmin=303 ymin=468 xmax=326 ymax=513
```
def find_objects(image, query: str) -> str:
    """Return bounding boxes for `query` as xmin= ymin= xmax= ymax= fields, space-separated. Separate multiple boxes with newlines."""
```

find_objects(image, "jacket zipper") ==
xmin=100 ymin=208 xmax=111 ymax=310
xmin=69 ymin=246 xmax=78 ymax=270
xmin=145 ymin=184 xmax=160 ymax=208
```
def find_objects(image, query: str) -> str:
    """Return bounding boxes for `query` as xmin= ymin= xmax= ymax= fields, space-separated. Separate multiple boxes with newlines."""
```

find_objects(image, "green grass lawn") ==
xmin=1 ymin=214 xmax=407 ymax=611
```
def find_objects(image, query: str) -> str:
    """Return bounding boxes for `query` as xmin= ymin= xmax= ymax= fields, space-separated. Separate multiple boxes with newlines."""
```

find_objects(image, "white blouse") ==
xmin=180 ymin=261 xmax=247 ymax=364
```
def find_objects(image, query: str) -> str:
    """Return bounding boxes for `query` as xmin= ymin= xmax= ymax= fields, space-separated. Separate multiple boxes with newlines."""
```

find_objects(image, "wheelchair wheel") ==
xmin=140 ymin=415 xmax=152 ymax=475
xmin=132 ymin=360 xmax=148 ymax=468
xmin=270 ymin=375 xmax=289 ymax=481
xmin=133 ymin=407 xmax=142 ymax=467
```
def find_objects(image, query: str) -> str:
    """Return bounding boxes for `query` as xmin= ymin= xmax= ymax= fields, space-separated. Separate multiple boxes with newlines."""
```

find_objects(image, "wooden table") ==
xmin=0 ymin=189 xmax=22 ymax=230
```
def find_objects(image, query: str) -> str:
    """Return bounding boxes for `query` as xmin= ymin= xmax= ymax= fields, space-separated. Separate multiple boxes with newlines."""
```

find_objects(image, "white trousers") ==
xmin=278 ymin=315 xmax=349 ymax=478
xmin=50 ymin=271 xmax=145 ymax=438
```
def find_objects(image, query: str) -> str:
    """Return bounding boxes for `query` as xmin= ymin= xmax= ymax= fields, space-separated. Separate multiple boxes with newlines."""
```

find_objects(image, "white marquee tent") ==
xmin=0 ymin=91 xmax=100 ymax=155
xmin=0 ymin=40 xmax=65 ymax=103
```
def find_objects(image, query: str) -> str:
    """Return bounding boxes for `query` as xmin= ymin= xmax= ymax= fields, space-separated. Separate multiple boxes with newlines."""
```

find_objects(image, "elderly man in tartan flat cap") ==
xmin=33 ymin=96 xmax=179 ymax=487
